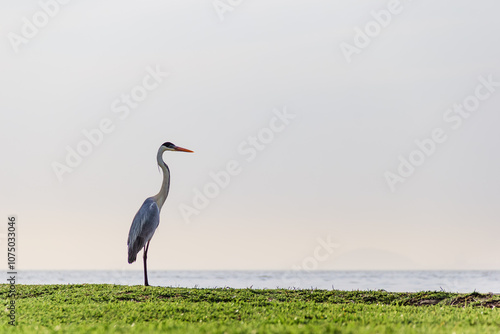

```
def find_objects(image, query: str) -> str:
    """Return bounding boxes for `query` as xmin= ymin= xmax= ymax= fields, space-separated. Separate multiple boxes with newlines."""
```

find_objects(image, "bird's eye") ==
xmin=162 ymin=142 xmax=174 ymax=148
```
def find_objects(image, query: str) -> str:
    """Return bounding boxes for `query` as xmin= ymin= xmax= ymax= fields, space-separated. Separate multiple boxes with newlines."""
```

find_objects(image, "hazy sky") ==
xmin=1 ymin=0 xmax=499 ymax=272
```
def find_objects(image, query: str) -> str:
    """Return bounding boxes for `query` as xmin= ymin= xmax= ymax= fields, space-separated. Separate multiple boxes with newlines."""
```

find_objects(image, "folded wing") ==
xmin=127 ymin=198 xmax=160 ymax=264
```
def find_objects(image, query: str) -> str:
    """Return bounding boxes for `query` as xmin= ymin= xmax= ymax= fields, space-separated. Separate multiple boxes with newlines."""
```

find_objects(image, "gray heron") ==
xmin=127 ymin=141 xmax=193 ymax=286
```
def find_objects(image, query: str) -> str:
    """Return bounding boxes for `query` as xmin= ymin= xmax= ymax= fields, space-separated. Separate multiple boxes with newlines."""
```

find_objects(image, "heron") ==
xmin=127 ymin=141 xmax=193 ymax=286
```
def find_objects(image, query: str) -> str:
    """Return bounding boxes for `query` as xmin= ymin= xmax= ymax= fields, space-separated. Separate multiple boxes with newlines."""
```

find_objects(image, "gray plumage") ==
xmin=127 ymin=198 xmax=160 ymax=264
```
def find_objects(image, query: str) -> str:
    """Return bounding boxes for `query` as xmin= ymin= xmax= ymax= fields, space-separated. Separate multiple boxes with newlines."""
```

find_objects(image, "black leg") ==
xmin=143 ymin=240 xmax=151 ymax=286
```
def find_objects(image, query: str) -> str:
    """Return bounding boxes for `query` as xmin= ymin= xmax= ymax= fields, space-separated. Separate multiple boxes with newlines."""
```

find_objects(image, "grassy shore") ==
xmin=1 ymin=284 xmax=499 ymax=333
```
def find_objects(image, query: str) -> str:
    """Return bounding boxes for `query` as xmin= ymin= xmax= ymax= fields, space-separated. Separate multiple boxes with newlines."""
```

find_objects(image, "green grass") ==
xmin=1 ymin=284 xmax=499 ymax=333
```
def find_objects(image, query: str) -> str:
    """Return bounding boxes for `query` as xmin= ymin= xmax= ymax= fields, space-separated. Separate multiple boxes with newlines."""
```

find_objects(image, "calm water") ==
xmin=15 ymin=270 xmax=499 ymax=293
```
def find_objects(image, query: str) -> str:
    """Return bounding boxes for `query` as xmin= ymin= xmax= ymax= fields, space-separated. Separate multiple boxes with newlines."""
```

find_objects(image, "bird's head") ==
xmin=161 ymin=142 xmax=194 ymax=153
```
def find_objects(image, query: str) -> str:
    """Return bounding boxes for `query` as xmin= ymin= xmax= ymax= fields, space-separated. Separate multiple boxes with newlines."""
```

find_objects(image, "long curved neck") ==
xmin=152 ymin=150 xmax=170 ymax=210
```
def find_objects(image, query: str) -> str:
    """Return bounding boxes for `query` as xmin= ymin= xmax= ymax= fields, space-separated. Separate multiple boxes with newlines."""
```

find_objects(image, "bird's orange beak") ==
xmin=174 ymin=146 xmax=194 ymax=153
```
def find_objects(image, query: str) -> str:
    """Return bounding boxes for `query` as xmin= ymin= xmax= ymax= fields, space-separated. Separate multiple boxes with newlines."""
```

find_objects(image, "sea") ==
xmin=16 ymin=270 xmax=499 ymax=293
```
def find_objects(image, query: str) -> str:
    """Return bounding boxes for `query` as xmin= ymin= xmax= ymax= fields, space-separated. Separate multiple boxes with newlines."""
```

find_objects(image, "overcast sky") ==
xmin=1 ymin=0 xmax=499 ymax=272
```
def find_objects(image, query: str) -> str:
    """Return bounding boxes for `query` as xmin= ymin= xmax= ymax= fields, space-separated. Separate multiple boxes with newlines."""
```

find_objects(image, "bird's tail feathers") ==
xmin=128 ymin=244 xmax=138 ymax=263
xmin=128 ymin=253 xmax=137 ymax=264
